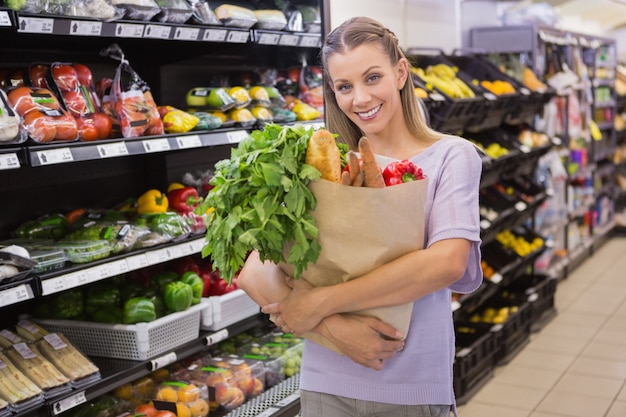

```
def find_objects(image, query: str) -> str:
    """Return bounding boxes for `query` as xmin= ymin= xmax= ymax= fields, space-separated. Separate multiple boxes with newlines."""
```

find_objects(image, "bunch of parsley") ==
xmin=197 ymin=123 xmax=324 ymax=283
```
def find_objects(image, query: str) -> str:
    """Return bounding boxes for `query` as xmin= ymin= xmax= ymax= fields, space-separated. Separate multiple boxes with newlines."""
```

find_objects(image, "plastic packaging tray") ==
xmin=36 ymin=303 xmax=207 ymax=360
xmin=39 ymin=239 xmax=111 ymax=264
xmin=30 ymin=248 xmax=66 ymax=273
xmin=201 ymin=289 xmax=260 ymax=331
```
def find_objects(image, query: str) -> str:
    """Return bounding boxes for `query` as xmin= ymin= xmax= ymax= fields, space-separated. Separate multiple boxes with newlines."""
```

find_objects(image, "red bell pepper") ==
xmin=382 ymin=160 xmax=425 ymax=186
xmin=174 ymin=256 xmax=201 ymax=276
xmin=167 ymin=186 xmax=203 ymax=214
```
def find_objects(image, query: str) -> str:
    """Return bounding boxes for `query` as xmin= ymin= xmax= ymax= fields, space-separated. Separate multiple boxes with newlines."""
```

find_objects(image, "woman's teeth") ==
xmin=357 ymin=105 xmax=381 ymax=118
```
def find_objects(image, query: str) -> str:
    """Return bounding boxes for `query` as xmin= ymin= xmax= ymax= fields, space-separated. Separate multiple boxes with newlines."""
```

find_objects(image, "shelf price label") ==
xmin=226 ymin=30 xmax=249 ymax=43
xmin=514 ymin=201 xmax=528 ymax=212
xmin=41 ymin=276 xmax=68 ymax=296
xmin=173 ymin=27 xmax=200 ymax=41
xmin=0 ymin=284 xmax=34 ymax=307
xmin=97 ymin=142 xmax=129 ymax=158
xmin=146 ymin=248 xmax=171 ymax=265
xmin=490 ymin=273 xmax=503 ymax=284
xmin=451 ymin=300 xmax=461 ymax=312
xmin=300 ymin=35 xmax=320 ymax=48
xmin=203 ymin=28 xmax=228 ymax=42
xmin=279 ymin=34 xmax=299 ymax=46
xmin=429 ymin=93 xmax=445 ymax=101
xmin=189 ymin=238 xmax=205 ymax=253
xmin=0 ymin=11 xmax=11 ymax=27
xmin=258 ymin=32 xmax=280 ymax=45
xmin=126 ymin=253 xmax=149 ymax=271
xmin=205 ymin=329 xmax=229 ymax=346
xmin=115 ymin=23 xmax=145 ymax=38
xmin=52 ymin=391 xmax=86 ymax=415
xmin=144 ymin=24 xmax=172 ymax=39
xmin=226 ymin=130 xmax=249 ymax=144
xmin=150 ymin=352 xmax=177 ymax=371
xmin=69 ymin=20 xmax=103 ymax=36
xmin=0 ymin=153 xmax=20 ymax=170
xmin=143 ymin=138 xmax=171 ymax=153
xmin=36 ymin=147 xmax=74 ymax=166
xmin=18 ymin=17 xmax=54 ymax=33
xmin=176 ymin=135 xmax=202 ymax=149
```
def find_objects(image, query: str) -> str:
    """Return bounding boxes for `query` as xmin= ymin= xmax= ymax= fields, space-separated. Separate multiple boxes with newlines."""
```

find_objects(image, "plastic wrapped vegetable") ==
xmin=253 ymin=9 xmax=287 ymax=30
xmin=215 ymin=4 xmax=257 ymax=28
xmin=110 ymin=0 xmax=161 ymax=21
xmin=154 ymin=0 xmax=193 ymax=23
xmin=158 ymin=105 xmax=199 ymax=133
xmin=187 ymin=0 xmax=221 ymax=25
xmin=62 ymin=0 xmax=123 ymax=21
xmin=191 ymin=112 xmax=222 ymax=131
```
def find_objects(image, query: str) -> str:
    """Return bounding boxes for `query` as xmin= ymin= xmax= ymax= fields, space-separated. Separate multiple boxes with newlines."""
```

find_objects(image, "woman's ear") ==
xmin=396 ymin=58 xmax=409 ymax=90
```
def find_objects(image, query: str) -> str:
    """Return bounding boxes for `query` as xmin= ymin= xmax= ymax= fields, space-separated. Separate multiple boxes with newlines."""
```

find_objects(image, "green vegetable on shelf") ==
xmin=90 ymin=305 xmax=123 ymax=324
xmin=49 ymin=289 xmax=84 ymax=320
xmin=123 ymin=297 xmax=157 ymax=324
xmin=15 ymin=213 xmax=68 ymax=240
xmin=84 ymin=282 xmax=121 ymax=317
xmin=152 ymin=270 xmax=179 ymax=292
xmin=119 ymin=281 xmax=146 ymax=302
xmin=181 ymin=271 xmax=204 ymax=305
xmin=163 ymin=281 xmax=193 ymax=312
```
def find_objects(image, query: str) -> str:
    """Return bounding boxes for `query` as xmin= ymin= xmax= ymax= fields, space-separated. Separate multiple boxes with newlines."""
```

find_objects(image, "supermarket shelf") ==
xmin=0 ymin=276 xmax=37 ymax=308
xmin=0 ymin=146 xmax=26 ymax=170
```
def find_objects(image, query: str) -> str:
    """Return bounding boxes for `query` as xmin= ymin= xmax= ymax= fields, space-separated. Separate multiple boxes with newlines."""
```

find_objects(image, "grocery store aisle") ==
xmin=457 ymin=237 xmax=626 ymax=417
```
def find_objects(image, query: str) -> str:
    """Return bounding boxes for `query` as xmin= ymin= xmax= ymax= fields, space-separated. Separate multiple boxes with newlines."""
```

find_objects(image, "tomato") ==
xmin=7 ymin=86 xmax=35 ymax=115
xmin=9 ymin=69 xmax=25 ymax=87
xmin=23 ymin=111 xmax=56 ymax=143
xmin=51 ymin=64 xmax=79 ymax=92
xmin=63 ymin=90 xmax=88 ymax=117
xmin=54 ymin=114 xmax=78 ymax=141
xmin=92 ymin=112 xmax=112 ymax=139
xmin=33 ymin=88 xmax=62 ymax=111
xmin=153 ymin=411 xmax=177 ymax=417
xmin=135 ymin=404 xmax=158 ymax=417
xmin=95 ymin=78 xmax=112 ymax=99
xmin=29 ymin=64 xmax=48 ymax=88
xmin=72 ymin=63 xmax=93 ymax=86
xmin=75 ymin=116 xmax=99 ymax=141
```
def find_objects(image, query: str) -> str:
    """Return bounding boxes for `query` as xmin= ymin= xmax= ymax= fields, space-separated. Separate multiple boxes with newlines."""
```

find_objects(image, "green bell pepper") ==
xmin=181 ymin=271 xmax=204 ymax=305
xmin=50 ymin=289 xmax=84 ymax=319
xmin=119 ymin=281 xmax=145 ymax=301
xmin=90 ymin=305 xmax=123 ymax=324
xmin=152 ymin=270 xmax=179 ymax=292
xmin=163 ymin=281 xmax=193 ymax=312
xmin=123 ymin=297 xmax=157 ymax=324
xmin=85 ymin=282 xmax=120 ymax=316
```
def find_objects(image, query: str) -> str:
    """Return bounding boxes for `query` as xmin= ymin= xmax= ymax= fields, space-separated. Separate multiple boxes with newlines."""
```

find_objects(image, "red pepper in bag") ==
xmin=382 ymin=160 xmax=425 ymax=186
xmin=167 ymin=186 xmax=203 ymax=214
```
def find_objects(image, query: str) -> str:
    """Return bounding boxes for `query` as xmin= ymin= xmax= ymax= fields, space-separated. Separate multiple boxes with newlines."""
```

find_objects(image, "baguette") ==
xmin=5 ymin=343 xmax=69 ymax=390
xmin=357 ymin=137 xmax=385 ymax=188
xmin=305 ymin=129 xmax=342 ymax=183
xmin=36 ymin=333 xmax=99 ymax=381
xmin=0 ymin=352 xmax=42 ymax=404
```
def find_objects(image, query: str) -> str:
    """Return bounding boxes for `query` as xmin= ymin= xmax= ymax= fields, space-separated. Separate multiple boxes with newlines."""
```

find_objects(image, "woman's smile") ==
xmin=356 ymin=104 xmax=382 ymax=120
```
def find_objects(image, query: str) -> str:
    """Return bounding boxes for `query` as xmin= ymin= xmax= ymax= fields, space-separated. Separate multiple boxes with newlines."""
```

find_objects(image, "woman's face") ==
xmin=327 ymin=43 xmax=408 ymax=139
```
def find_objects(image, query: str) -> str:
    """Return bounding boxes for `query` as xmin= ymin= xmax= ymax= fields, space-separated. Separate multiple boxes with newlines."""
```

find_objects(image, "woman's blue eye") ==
xmin=337 ymin=84 xmax=351 ymax=92
xmin=367 ymin=74 xmax=380 ymax=83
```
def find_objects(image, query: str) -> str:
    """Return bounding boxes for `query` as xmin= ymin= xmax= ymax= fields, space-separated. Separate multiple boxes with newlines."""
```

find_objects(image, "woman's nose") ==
xmin=352 ymin=85 xmax=371 ymax=106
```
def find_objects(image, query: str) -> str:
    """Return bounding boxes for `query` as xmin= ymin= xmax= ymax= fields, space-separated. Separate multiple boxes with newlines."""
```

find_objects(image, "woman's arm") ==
xmin=262 ymin=237 xmax=471 ymax=335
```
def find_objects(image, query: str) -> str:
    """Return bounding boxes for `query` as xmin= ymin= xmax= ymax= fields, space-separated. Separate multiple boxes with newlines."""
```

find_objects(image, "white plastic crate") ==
xmin=201 ymin=289 xmax=261 ymax=330
xmin=36 ymin=303 xmax=207 ymax=360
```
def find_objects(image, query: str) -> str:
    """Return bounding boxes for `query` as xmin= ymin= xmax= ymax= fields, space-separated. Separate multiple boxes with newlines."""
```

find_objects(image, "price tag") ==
xmin=18 ymin=17 xmax=54 ymax=33
xmin=69 ymin=20 xmax=102 ymax=36
xmin=451 ymin=300 xmax=461 ymax=312
xmin=519 ymin=145 xmax=531 ymax=153
xmin=490 ymin=324 xmax=503 ymax=332
xmin=515 ymin=201 xmax=528 ymax=212
xmin=144 ymin=24 xmax=172 ymax=39
xmin=456 ymin=347 xmax=471 ymax=357
xmin=479 ymin=219 xmax=491 ymax=230
xmin=108 ymin=259 xmax=130 ymax=275
xmin=97 ymin=142 xmax=129 ymax=158
xmin=150 ymin=352 xmax=177 ymax=370
xmin=520 ymin=87 xmax=531 ymax=96
xmin=227 ymin=30 xmax=249 ymax=43
xmin=528 ymin=293 xmax=539 ymax=302
xmin=0 ymin=284 xmax=34 ymax=307
xmin=203 ymin=28 xmax=228 ymax=42
xmin=0 ymin=153 xmax=20 ymax=170
xmin=551 ymin=136 xmax=562 ymax=146
xmin=176 ymin=135 xmax=202 ymax=149
xmin=226 ymin=130 xmax=249 ymax=143
xmin=189 ymin=238 xmax=205 ymax=253
xmin=126 ymin=253 xmax=149 ymax=270
xmin=256 ymin=407 xmax=280 ymax=417
xmin=429 ymin=93 xmax=445 ymax=101
xmin=0 ymin=11 xmax=11 ymax=27
xmin=205 ymin=329 xmax=229 ymax=346
xmin=274 ymin=393 xmax=300 ymax=407
xmin=300 ymin=35 xmax=320 ymax=48
xmin=279 ymin=34 xmax=299 ymax=46
xmin=167 ymin=245 xmax=183 ymax=259
xmin=41 ymin=276 xmax=67 ymax=296
xmin=490 ymin=273 xmax=503 ymax=284
xmin=173 ymin=27 xmax=200 ymax=41
xmin=115 ymin=23 xmax=145 ymax=38
xmin=36 ymin=147 xmax=74 ymax=165
xmin=44 ymin=333 xmax=68 ymax=350
xmin=75 ymin=270 xmax=90 ymax=286
xmin=52 ymin=391 xmax=86 ymax=415
xmin=146 ymin=248 xmax=171 ymax=265
xmin=143 ymin=138 xmax=171 ymax=153
xmin=258 ymin=32 xmax=280 ymax=45
xmin=483 ymin=92 xmax=497 ymax=101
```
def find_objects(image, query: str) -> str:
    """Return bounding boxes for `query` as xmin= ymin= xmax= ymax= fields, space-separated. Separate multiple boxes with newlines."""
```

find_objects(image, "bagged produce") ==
xmin=0 ymin=89 xmax=24 ymax=144
xmin=214 ymin=4 xmax=257 ymax=28
xmin=101 ymin=44 xmax=164 ymax=138
xmin=59 ymin=0 xmax=123 ymax=21
xmin=110 ymin=0 xmax=161 ymax=20
xmin=253 ymin=9 xmax=287 ymax=31
xmin=154 ymin=0 xmax=193 ymax=23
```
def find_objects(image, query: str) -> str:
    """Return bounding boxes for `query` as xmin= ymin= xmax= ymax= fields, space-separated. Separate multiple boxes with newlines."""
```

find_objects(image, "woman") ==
xmin=238 ymin=16 xmax=483 ymax=417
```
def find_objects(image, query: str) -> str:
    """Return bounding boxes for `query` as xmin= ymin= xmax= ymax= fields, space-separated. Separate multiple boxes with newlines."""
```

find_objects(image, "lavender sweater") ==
xmin=299 ymin=136 xmax=483 ymax=406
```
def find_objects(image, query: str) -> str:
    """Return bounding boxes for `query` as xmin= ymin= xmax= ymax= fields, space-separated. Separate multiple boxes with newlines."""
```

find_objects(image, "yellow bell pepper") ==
xmin=167 ymin=182 xmax=185 ymax=193
xmin=137 ymin=189 xmax=169 ymax=214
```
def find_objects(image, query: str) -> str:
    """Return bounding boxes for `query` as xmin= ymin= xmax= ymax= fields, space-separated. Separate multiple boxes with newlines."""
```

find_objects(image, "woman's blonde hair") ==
xmin=321 ymin=16 xmax=443 ymax=149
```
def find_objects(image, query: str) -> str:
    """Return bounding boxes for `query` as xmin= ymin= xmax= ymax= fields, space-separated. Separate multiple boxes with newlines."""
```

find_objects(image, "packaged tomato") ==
xmin=48 ymin=62 xmax=113 ymax=141
xmin=102 ymin=44 xmax=164 ymax=138
xmin=6 ymin=86 xmax=77 ymax=143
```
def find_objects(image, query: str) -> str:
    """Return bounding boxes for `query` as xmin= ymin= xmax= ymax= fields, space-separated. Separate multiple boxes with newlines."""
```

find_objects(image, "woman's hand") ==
xmin=262 ymin=278 xmax=326 ymax=335
xmin=316 ymin=314 xmax=405 ymax=370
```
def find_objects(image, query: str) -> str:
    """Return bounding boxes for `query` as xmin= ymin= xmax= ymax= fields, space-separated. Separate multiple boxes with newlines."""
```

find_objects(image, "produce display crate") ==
xmin=469 ymin=133 xmax=522 ymax=181
xmin=504 ymin=274 xmax=558 ymax=332
xmin=36 ymin=303 xmax=207 ymax=360
xmin=480 ymin=240 xmax=521 ymax=284
xmin=454 ymin=323 xmax=498 ymax=405
xmin=406 ymin=49 xmax=487 ymax=134
xmin=202 ymin=289 xmax=261 ymax=331
xmin=445 ymin=54 xmax=522 ymax=132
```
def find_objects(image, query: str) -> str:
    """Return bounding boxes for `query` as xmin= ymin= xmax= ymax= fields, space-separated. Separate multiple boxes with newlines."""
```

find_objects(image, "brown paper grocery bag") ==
xmin=279 ymin=176 xmax=428 ymax=354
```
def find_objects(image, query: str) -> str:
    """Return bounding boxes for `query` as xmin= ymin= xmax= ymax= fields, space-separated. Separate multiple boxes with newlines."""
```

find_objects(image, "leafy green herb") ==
xmin=197 ymin=123 xmax=323 ymax=283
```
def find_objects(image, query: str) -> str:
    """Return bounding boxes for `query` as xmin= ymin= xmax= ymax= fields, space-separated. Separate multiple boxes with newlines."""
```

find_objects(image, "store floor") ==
xmin=457 ymin=237 xmax=626 ymax=417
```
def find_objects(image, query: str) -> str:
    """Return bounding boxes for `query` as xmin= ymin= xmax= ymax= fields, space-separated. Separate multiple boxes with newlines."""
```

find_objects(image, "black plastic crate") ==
xmin=503 ymin=274 xmax=558 ymax=332
xmin=481 ymin=239 xmax=522 ymax=282
xmin=445 ymin=54 xmax=522 ymax=132
xmin=454 ymin=323 xmax=497 ymax=405
xmin=406 ymin=50 xmax=487 ymax=134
